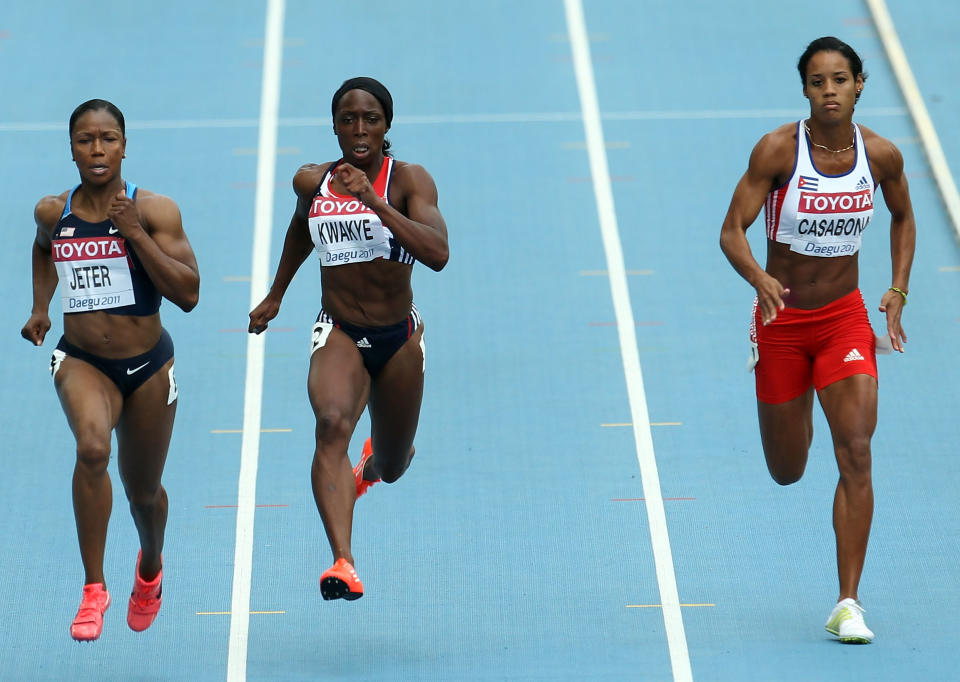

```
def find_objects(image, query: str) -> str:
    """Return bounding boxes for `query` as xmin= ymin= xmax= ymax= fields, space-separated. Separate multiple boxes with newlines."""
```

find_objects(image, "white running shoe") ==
xmin=825 ymin=598 xmax=874 ymax=644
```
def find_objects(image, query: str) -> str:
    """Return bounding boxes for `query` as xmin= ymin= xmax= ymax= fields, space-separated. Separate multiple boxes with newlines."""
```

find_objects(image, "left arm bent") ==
xmin=337 ymin=162 xmax=449 ymax=271
xmin=108 ymin=189 xmax=201 ymax=312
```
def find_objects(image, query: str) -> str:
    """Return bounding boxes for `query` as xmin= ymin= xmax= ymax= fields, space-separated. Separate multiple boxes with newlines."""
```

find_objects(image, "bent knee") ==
xmin=313 ymin=408 xmax=355 ymax=445
xmin=375 ymin=446 xmax=415 ymax=484
xmin=836 ymin=437 xmax=872 ymax=478
xmin=770 ymin=470 xmax=804 ymax=486
xmin=75 ymin=438 xmax=111 ymax=474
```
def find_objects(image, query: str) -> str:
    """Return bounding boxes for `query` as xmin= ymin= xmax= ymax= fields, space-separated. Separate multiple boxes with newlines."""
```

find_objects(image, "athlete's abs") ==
xmin=320 ymin=259 xmax=414 ymax=327
xmin=765 ymin=240 xmax=860 ymax=309
xmin=63 ymin=310 xmax=163 ymax=359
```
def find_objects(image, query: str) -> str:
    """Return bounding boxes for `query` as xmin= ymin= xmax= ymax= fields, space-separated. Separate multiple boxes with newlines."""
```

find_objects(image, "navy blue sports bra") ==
xmin=51 ymin=182 xmax=161 ymax=316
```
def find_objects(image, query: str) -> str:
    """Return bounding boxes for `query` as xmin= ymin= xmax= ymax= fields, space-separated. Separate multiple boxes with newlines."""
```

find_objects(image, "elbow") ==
xmin=425 ymin=246 xmax=449 ymax=272
xmin=176 ymin=279 xmax=201 ymax=313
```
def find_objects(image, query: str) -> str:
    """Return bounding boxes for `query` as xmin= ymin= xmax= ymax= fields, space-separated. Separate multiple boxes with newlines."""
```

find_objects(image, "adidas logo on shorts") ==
xmin=843 ymin=348 xmax=865 ymax=363
xmin=356 ymin=337 xmax=372 ymax=349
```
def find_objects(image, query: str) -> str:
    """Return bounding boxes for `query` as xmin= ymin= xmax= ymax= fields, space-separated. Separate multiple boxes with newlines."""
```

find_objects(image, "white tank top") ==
xmin=765 ymin=121 xmax=875 ymax=258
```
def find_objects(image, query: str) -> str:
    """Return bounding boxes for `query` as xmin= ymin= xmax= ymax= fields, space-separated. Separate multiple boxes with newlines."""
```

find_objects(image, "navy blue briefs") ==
xmin=51 ymin=328 xmax=176 ymax=399
xmin=312 ymin=306 xmax=422 ymax=378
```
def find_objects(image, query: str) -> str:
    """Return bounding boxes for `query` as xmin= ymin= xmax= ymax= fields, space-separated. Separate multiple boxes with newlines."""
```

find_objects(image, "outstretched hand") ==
xmin=878 ymin=289 xmax=907 ymax=352
xmin=755 ymin=273 xmax=790 ymax=326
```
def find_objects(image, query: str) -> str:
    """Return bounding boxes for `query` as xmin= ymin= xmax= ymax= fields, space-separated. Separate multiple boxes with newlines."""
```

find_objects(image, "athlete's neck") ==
xmin=76 ymin=177 xmax=126 ymax=217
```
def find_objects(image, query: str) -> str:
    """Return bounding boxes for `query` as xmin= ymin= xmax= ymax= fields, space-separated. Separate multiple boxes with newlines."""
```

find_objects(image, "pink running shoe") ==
xmin=353 ymin=437 xmax=381 ymax=498
xmin=320 ymin=558 xmax=364 ymax=601
xmin=70 ymin=583 xmax=111 ymax=642
xmin=127 ymin=551 xmax=162 ymax=632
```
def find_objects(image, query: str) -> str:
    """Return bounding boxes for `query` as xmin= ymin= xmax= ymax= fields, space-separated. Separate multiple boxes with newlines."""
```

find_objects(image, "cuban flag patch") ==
xmin=798 ymin=175 xmax=819 ymax=191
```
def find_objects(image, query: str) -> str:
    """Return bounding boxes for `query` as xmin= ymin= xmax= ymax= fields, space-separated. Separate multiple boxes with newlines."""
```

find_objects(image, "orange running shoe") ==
xmin=127 ymin=551 xmax=162 ymax=632
xmin=320 ymin=558 xmax=364 ymax=601
xmin=70 ymin=583 xmax=111 ymax=642
xmin=353 ymin=437 xmax=381 ymax=498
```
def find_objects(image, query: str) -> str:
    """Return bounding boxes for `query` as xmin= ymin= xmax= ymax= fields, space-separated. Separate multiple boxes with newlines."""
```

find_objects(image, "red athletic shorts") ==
xmin=751 ymin=288 xmax=877 ymax=404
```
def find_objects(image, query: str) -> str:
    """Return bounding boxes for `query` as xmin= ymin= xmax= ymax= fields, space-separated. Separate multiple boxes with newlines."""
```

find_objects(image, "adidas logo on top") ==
xmin=356 ymin=337 xmax=372 ymax=349
xmin=843 ymin=348 xmax=865 ymax=363
xmin=855 ymin=176 xmax=871 ymax=191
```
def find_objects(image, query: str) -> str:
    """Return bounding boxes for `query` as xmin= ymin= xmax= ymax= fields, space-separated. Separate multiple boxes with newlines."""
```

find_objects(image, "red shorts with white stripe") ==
xmin=752 ymin=288 xmax=877 ymax=404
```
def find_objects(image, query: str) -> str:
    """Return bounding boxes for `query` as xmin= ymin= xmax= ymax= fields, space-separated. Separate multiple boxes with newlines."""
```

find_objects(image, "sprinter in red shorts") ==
xmin=720 ymin=37 xmax=916 ymax=643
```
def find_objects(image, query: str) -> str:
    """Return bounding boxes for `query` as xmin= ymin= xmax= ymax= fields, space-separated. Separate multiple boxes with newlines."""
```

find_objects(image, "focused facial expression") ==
xmin=802 ymin=50 xmax=864 ymax=119
xmin=70 ymin=109 xmax=126 ymax=183
xmin=333 ymin=89 xmax=388 ymax=164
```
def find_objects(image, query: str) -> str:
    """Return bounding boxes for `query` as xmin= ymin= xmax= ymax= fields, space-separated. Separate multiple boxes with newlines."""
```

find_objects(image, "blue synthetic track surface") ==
xmin=1 ymin=2 xmax=958 ymax=680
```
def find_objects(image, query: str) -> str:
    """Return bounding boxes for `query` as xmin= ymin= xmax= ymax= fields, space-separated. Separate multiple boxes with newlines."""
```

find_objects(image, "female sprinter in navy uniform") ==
xmin=249 ymin=77 xmax=448 ymax=600
xmin=21 ymin=99 xmax=200 ymax=641
xmin=720 ymin=37 xmax=915 ymax=643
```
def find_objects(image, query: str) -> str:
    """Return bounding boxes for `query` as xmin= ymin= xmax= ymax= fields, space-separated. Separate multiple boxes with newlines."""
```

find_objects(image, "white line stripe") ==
xmin=227 ymin=0 xmax=284 ymax=679
xmin=0 ymin=107 xmax=907 ymax=133
xmin=563 ymin=2 xmax=692 ymax=681
xmin=865 ymin=0 xmax=960 ymax=239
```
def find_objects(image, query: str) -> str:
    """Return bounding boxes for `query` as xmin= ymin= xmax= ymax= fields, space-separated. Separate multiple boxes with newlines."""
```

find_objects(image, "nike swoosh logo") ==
xmin=126 ymin=361 xmax=150 ymax=375
xmin=108 ymin=226 xmax=119 ymax=234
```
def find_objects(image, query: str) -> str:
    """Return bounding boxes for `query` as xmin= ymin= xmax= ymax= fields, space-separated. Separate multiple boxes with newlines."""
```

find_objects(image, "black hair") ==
xmin=331 ymin=77 xmax=393 ymax=155
xmin=797 ymin=37 xmax=868 ymax=100
xmin=69 ymin=99 xmax=126 ymax=137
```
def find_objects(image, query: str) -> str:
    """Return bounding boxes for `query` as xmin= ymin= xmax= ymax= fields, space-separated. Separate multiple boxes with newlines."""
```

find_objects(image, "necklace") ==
xmin=803 ymin=119 xmax=854 ymax=153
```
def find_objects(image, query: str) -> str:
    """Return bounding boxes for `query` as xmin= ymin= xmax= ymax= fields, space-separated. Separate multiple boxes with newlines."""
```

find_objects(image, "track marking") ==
xmin=0 ymin=107 xmax=908 ymax=133
xmin=564 ymin=2 xmax=692 ymax=680
xmin=602 ymin=422 xmax=682 ymax=427
xmin=227 ymin=0 xmax=285 ymax=680
xmin=580 ymin=269 xmax=653 ymax=276
xmin=212 ymin=429 xmax=292 ymax=434
xmin=200 ymin=610 xmax=286 ymax=616
xmin=627 ymin=604 xmax=714 ymax=609
xmin=866 ymin=0 xmax=960 ymax=238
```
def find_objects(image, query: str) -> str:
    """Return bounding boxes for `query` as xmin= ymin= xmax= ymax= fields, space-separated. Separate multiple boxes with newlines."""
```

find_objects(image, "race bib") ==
xmin=52 ymin=236 xmax=135 ymax=312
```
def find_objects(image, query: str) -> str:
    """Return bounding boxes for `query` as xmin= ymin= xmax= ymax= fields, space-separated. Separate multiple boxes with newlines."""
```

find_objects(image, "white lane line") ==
xmin=563 ymin=1 xmax=692 ymax=681
xmin=227 ymin=0 xmax=284 ymax=680
xmin=0 ymin=107 xmax=907 ymax=133
xmin=866 ymin=0 xmax=960 ymax=239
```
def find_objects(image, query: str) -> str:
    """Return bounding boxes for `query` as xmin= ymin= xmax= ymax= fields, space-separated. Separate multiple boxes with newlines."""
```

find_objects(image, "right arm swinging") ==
xmin=248 ymin=166 xmax=324 ymax=334
xmin=21 ymin=196 xmax=64 ymax=346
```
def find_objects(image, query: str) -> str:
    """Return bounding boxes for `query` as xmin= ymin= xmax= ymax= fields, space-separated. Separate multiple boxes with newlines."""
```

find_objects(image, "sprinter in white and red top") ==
xmin=720 ymin=37 xmax=916 ymax=644
xmin=249 ymin=77 xmax=449 ymax=602
xmin=21 ymin=100 xmax=200 ymax=642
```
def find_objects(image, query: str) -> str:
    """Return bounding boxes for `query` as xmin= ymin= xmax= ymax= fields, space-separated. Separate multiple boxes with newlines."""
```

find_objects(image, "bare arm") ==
xmin=21 ymin=196 xmax=63 ymax=345
xmin=248 ymin=166 xmax=320 ymax=333
xmin=108 ymin=188 xmax=200 ymax=312
xmin=336 ymin=162 xmax=449 ymax=271
xmin=719 ymin=130 xmax=793 ymax=325
xmin=871 ymin=137 xmax=915 ymax=352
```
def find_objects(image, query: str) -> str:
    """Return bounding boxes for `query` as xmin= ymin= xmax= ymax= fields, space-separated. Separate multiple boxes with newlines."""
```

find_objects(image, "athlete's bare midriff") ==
xmin=63 ymin=311 xmax=163 ymax=358
xmin=765 ymin=240 xmax=860 ymax=310
xmin=320 ymin=259 xmax=414 ymax=326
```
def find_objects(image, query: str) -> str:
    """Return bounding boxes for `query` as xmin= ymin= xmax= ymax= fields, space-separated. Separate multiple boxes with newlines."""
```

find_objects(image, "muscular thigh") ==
xmin=116 ymin=357 xmax=178 ymax=487
xmin=368 ymin=325 xmax=425 ymax=456
xmin=53 ymin=357 xmax=123 ymax=443
xmin=308 ymin=323 xmax=370 ymax=427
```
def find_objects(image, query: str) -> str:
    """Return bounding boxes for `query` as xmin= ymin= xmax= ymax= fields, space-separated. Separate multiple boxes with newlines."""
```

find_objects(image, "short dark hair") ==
xmin=797 ymin=37 xmax=868 ymax=99
xmin=69 ymin=99 xmax=125 ymax=137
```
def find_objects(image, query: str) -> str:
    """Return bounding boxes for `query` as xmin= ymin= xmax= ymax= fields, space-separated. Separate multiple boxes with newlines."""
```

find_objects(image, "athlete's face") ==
xmin=802 ymin=50 xmax=863 ymax=121
xmin=70 ymin=109 xmax=126 ymax=184
xmin=333 ymin=89 xmax=388 ymax=165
